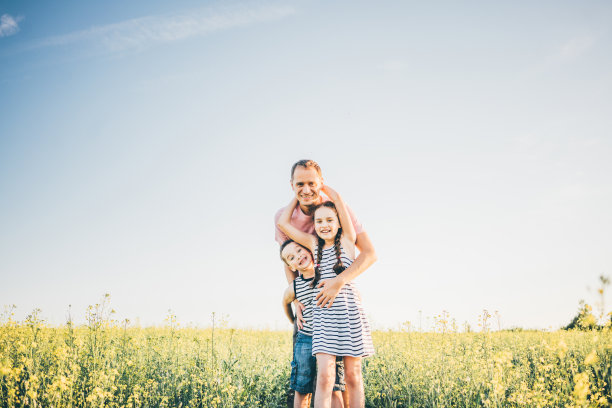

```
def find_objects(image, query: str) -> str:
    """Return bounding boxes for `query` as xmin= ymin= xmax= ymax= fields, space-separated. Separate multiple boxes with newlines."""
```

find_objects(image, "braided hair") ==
xmin=311 ymin=201 xmax=346 ymax=288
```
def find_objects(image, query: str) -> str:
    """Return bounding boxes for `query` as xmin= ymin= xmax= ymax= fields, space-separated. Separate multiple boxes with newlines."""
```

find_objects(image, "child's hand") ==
xmin=321 ymin=185 xmax=340 ymax=202
xmin=279 ymin=197 xmax=300 ymax=226
xmin=290 ymin=197 xmax=299 ymax=205
xmin=294 ymin=300 xmax=306 ymax=330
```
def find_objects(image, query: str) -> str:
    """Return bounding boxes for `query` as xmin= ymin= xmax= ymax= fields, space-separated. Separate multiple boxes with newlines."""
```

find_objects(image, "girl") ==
xmin=278 ymin=185 xmax=374 ymax=408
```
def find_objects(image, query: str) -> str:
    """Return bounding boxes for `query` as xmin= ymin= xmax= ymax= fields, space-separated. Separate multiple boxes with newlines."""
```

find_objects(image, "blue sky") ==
xmin=1 ymin=0 xmax=611 ymax=330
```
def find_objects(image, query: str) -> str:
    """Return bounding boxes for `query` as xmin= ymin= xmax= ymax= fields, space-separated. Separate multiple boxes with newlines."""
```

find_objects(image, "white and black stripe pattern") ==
xmin=294 ymin=275 xmax=315 ymax=336
xmin=312 ymin=245 xmax=375 ymax=357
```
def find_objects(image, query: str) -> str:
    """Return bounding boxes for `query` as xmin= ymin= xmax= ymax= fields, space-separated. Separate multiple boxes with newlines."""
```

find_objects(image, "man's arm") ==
xmin=315 ymin=231 xmax=377 ymax=307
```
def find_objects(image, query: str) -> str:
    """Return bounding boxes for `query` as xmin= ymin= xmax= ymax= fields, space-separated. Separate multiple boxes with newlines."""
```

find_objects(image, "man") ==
xmin=275 ymin=159 xmax=377 ymax=407
xmin=275 ymin=160 xmax=377 ymax=304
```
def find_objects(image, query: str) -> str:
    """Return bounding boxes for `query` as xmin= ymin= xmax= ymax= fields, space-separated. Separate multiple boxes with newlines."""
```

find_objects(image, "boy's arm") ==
xmin=277 ymin=197 xmax=317 ymax=251
xmin=278 ymin=224 xmax=304 ymax=327
xmin=282 ymin=285 xmax=296 ymax=324
xmin=316 ymin=231 xmax=377 ymax=307
xmin=284 ymin=264 xmax=305 ymax=328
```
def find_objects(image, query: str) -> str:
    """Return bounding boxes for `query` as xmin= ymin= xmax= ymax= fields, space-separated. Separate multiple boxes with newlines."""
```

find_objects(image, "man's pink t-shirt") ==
xmin=274 ymin=198 xmax=364 ymax=245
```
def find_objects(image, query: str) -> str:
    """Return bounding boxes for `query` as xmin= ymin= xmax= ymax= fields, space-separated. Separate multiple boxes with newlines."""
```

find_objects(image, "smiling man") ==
xmin=274 ymin=160 xmax=377 ymax=300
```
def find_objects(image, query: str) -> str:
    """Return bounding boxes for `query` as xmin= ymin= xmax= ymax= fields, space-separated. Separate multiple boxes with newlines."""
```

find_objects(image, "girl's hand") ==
xmin=321 ymin=185 xmax=340 ymax=202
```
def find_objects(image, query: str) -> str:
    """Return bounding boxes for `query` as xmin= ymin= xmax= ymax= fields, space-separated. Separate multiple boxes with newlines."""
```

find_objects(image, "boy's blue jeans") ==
xmin=290 ymin=332 xmax=346 ymax=394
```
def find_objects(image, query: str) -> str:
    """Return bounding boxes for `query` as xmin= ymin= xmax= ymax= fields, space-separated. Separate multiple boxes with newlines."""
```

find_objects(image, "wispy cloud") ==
xmin=557 ymin=35 xmax=597 ymax=62
xmin=26 ymin=3 xmax=295 ymax=54
xmin=0 ymin=14 xmax=23 ymax=38
xmin=517 ymin=33 xmax=600 ymax=80
xmin=541 ymin=33 xmax=600 ymax=69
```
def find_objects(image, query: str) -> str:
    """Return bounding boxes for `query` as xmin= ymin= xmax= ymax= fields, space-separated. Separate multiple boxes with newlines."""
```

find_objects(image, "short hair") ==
xmin=279 ymin=239 xmax=310 ymax=266
xmin=290 ymin=160 xmax=322 ymax=181
xmin=279 ymin=240 xmax=294 ymax=265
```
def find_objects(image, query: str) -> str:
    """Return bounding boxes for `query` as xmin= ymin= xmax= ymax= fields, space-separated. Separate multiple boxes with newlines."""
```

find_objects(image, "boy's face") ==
xmin=281 ymin=242 xmax=313 ymax=272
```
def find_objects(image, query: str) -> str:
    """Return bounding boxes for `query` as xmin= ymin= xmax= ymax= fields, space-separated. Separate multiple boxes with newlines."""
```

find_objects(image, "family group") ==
xmin=274 ymin=160 xmax=377 ymax=408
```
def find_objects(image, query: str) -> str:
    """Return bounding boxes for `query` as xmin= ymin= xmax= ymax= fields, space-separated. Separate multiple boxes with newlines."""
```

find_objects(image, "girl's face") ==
xmin=314 ymin=207 xmax=340 ymax=241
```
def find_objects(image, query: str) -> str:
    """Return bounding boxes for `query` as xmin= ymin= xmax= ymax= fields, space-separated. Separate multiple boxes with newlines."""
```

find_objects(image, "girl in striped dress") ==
xmin=278 ymin=185 xmax=374 ymax=408
xmin=280 ymin=240 xmax=345 ymax=408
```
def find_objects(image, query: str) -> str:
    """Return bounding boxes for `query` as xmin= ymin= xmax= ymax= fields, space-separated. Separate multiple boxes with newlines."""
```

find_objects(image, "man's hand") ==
xmin=294 ymin=300 xmax=306 ymax=329
xmin=316 ymin=277 xmax=344 ymax=308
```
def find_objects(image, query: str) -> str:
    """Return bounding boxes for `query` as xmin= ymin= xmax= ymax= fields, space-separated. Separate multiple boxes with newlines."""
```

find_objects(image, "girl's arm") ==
xmin=321 ymin=185 xmax=356 ymax=246
xmin=277 ymin=197 xmax=317 ymax=251
xmin=282 ymin=284 xmax=296 ymax=324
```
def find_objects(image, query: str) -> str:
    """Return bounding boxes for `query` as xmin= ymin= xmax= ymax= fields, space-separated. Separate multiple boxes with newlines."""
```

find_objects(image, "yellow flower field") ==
xmin=1 ymin=307 xmax=611 ymax=407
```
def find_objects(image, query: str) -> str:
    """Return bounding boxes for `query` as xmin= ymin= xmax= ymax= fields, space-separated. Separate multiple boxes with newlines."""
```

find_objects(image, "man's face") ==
xmin=281 ymin=242 xmax=313 ymax=272
xmin=291 ymin=166 xmax=323 ymax=207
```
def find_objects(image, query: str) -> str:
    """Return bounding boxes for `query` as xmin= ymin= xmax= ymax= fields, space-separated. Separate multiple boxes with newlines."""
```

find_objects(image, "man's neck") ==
xmin=299 ymin=197 xmax=323 ymax=215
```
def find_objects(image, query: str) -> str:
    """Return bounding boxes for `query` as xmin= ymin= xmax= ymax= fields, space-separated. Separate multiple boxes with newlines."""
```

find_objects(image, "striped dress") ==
xmin=293 ymin=275 xmax=315 ymax=336
xmin=311 ymin=245 xmax=375 ymax=357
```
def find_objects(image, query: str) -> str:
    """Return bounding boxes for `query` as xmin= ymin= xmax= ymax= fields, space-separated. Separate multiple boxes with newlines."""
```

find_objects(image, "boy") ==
xmin=280 ymin=240 xmax=344 ymax=408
